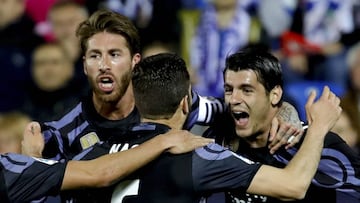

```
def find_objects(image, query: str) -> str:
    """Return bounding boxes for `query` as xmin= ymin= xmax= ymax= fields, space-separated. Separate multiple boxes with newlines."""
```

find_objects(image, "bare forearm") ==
xmin=248 ymin=124 xmax=327 ymax=200
xmin=281 ymin=87 xmax=341 ymax=198
xmin=249 ymin=87 xmax=341 ymax=200
xmin=61 ymin=130 xmax=212 ymax=190
xmin=61 ymin=134 xmax=169 ymax=190
xmin=283 ymin=125 xmax=327 ymax=194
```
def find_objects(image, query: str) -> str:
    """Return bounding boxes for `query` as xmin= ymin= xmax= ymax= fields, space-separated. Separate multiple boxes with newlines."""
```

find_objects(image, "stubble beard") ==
xmin=93 ymin=68 xmax=133 ymax=104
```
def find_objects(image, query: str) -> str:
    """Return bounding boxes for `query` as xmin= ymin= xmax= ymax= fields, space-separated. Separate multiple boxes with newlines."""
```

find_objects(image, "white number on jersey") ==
xmin=111 ymin=179 xmax=140 ymax=202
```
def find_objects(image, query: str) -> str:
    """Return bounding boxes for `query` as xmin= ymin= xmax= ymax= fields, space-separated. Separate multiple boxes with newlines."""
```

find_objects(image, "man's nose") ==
xmin=98 ymin=57 xmax=111 ymax=72
xmin=229 ymin=90 xmax=243 ymax=104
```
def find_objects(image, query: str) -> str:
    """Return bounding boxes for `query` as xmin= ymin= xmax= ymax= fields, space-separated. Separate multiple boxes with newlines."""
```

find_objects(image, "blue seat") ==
xmin=284 ymin=80 xmax=346 ymax=121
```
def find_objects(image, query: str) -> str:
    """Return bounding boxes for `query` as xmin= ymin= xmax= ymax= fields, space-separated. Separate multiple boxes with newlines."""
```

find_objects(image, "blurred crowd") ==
xmin=0 ymin=0 xmax=360 ymax=153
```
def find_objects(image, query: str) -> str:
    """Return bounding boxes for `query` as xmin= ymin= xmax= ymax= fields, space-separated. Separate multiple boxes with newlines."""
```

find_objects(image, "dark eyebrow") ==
xmin=224 ymin=83 xmax=233 ymax=89
xmin=108 ymin=48 xmax=123 ymax=53
xmin=224 ymin=83 xmax=253 ymax=89
xmin=240 ymin=84 xmax=253 ymax=89
xmin=87 ymin=49 xmax=101 ymax=54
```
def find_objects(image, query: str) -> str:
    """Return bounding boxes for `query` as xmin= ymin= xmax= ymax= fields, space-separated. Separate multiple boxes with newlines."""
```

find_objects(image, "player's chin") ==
xmin=98 ymin=91 xmax=119 ymax=103
xmin=235 ymin=127 xmax=252 ymax=138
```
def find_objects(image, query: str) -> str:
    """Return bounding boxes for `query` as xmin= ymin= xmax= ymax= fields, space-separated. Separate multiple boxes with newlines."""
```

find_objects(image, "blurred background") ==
xmin=0 ymin=0 xmax=359 ymax=152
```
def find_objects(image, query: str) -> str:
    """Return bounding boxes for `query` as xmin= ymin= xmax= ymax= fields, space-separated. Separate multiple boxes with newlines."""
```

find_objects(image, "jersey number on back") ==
xmin=111 ymin=179 xmax=140 ymax=202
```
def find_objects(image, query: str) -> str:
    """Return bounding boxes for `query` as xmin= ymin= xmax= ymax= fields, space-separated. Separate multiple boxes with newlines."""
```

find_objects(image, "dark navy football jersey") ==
xmin=0 ymin=153 xmax=66 ymax=202
xmin=62 ymin=122 xmax=261 ymax=203
xmin=41 ymin=91 xmax=225 ymax=160
xmin=205 ymin=117 xmax=360 ymax=203
xmin=41 ymin=95 xmax=141 ymax=160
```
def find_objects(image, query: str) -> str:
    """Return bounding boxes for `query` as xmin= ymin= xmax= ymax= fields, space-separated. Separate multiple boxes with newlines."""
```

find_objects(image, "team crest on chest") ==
xmin=80 ymin=132 xmax=100 ymax=150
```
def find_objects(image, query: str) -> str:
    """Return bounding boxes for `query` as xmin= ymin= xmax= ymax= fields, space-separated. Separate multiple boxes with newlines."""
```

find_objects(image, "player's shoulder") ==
xmin=1 ymin=153 xmax=35 ymax=164
xmin=43 ymin=102 xmax=84 ymax=129
xmin=194 ymin=143 xmax=256 ymax=164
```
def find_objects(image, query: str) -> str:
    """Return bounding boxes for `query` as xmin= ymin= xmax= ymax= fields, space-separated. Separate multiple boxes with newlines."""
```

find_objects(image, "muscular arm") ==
xmin=60 ymin=130 xmax=213 ymax=190
xmin=62 ymin=133 xmax=167 ymax=189
xmin=247 ymin=87 xmax=341 ymax=200
xmin=22 ymin=122 xmax=213 ymax=191
xmin=248 ymin=125 xmax=328 ymax=200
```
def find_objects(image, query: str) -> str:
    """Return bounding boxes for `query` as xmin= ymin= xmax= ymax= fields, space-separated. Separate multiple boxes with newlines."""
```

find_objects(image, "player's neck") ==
xmin=243 ymin=133 xmax=269 ymax=148
xmin=142 ymin=110 xmax=187 ymax=130
xmin=141 ymin=118 xmax=183 ymax=130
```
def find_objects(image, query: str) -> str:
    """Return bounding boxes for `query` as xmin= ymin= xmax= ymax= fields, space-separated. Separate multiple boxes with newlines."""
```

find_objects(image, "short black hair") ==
xmin=132 ymin=53 xmax=190 ymax=119
xmin=224 ymin=46 xmax=283 ymax=93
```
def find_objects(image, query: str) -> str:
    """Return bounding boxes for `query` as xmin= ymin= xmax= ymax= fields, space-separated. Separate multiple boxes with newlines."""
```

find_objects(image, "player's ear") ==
xmin=83 ymin=56 xmax=88 ymax=75
xmin=131 ymin=53 xmax=141 ymax=69
xmin=270 ymin=85 xmax=282 ymax=106
xmin=181 ymin=95 xmax=190 ymax=114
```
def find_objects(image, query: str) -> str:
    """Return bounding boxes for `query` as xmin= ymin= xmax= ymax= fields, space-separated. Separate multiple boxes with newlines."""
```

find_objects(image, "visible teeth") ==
xmin=233 ymin=112 xmax=243 ymax=116
xmin=101 ymin=78 xmax=110 ymax=82
xmin=101 ymin=83 xmax=112 ymax=88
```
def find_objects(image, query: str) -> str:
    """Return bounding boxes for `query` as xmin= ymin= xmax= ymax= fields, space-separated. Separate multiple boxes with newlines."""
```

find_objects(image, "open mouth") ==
xmin=233 ymin=111 xmax=249 ymax=120
xmin=98 ymin=77 xmax=114 ymax=91
xmin=232 ymin=111 xmax=249 ymax=128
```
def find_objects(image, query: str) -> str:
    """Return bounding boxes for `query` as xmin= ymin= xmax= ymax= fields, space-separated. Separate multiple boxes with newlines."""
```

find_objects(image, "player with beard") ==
xmin=40 ymin=9 xmax=303 ymax=162
xmin=40 ymin=9 xmax=226 ymax=161
xmin=67 ymin=52 xmax=340 ymax=203
xmin=204 ymin=47 xmax=360 ymax=203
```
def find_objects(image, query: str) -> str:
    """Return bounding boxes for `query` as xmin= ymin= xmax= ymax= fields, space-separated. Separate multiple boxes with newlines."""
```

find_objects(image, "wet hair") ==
xmin=76 ymin=9 xmax=141 ymax=56
xmin=132 ymin=53 xmax=190 ymax=119
xmin=224 ymin=46 xmax=283 ymax=94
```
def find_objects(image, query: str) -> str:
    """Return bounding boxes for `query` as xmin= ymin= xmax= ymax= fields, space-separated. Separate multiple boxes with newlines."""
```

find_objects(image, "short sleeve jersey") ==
xmin=0 ymin=153 xmax=67 ymax=202
xmin=62 ymin=122 xmax=261 ymax=203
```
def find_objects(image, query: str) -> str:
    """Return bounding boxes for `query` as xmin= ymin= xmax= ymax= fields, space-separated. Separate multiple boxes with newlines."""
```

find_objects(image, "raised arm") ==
xmin=247 ymin=86 xmax=342 ymax=200
xmin=21 ymin=122 xmax=213 ymax=190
